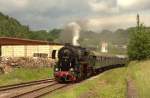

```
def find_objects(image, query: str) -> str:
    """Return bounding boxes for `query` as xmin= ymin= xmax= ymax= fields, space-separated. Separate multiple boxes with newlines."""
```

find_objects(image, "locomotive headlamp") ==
xmin=55 ymin=68 xmax=59 ymax=71
xmin=70 ymin=68 xmax=74 ymax=72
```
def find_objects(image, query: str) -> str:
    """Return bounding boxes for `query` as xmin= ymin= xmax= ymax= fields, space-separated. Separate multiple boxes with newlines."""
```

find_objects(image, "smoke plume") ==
xmin=59 ymin=21 xmax=81 ymax=46
xmin=67 ymin=22 xmax=81 ymax=46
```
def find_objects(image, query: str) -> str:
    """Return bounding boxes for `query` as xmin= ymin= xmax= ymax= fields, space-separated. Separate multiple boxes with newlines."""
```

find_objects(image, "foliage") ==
xmin=128 ymin=24 xmax=150 ymax=60
xmin=0 ymin=12 xmax=61 ymax=41
xmin=0 ymin=12 xmax=30 ymax=38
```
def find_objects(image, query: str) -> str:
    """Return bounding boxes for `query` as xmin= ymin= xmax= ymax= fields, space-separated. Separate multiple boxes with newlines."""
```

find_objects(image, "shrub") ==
xmin=128 ymin=24 xmax=150 ymax=60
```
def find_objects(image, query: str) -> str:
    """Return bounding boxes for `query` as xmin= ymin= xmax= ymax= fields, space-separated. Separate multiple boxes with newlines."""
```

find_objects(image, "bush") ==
xmin=128 ymin=25 xmax=150 ymax=60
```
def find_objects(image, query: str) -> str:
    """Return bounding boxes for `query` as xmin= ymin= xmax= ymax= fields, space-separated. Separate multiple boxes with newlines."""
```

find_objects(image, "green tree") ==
xmin=47 ymin=29 xmax=61 ymax=41
xmin=128 ymin=24 xmax=150 ymax=60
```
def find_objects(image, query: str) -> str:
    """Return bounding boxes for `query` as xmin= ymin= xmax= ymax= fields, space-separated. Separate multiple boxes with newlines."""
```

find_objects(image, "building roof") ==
xmin=0 ymin=37 xmax=62 ymax=45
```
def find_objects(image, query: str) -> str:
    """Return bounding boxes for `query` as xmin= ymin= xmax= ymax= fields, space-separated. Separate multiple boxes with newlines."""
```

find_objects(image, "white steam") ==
xmin=67 ymin=22 xmax=81 ymax=46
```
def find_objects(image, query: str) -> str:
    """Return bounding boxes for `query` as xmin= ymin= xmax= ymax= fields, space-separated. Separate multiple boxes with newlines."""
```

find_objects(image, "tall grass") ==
xmin=0 ymin=67 xmax=53 ymax=86
xmin=127 ymin=60 xmax=150 ymax=98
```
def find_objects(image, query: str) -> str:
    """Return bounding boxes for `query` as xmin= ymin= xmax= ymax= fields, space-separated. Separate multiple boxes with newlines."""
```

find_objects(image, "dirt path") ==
xmin=127 ymin=78 xmax=139 ymax=98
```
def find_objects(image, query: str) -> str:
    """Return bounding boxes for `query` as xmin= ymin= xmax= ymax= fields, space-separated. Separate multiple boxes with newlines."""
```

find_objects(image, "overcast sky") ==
xmin=0 ymin=0 xmax=150 ymax=31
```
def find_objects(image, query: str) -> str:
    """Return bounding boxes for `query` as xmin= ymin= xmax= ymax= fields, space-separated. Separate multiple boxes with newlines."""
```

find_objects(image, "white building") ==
xmin=101 ymin=42 xmax=108 ymax=53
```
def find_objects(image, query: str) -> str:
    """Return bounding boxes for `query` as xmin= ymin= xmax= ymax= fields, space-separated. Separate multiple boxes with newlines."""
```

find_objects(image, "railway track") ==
xmin=0 ymin=78 xmax=54 ymax=91
xmin=0 ymin=78 xmax=69 ymax=98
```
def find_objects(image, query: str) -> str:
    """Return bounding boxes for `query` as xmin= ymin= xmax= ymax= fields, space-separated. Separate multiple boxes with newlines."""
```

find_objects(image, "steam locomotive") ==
xmin=52 ymin=44 xmax=127 ymax=82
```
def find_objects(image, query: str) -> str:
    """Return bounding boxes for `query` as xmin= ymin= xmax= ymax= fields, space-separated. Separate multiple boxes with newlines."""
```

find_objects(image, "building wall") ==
xmin=2 ymin=46 xmax=13 ymax=57
xmin=26 ymin=46 xmax=38 ymax=57
xmin=13 ymin=46 xmax=25 ymax=57
xmin=1 ymin=45 xmax=63 ymax=58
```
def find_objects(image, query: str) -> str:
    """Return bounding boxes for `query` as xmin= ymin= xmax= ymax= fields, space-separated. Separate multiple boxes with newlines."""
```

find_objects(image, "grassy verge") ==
xmin=45 ymin=67 xmax=127 ymax=98
xmin=0 ymin=67 xmax=53 ymax=86
xmin=127 ymin=60 xmax=150 ymax=98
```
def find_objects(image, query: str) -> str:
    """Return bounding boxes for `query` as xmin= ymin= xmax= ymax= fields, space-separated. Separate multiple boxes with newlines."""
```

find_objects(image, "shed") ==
xmin=0 ymin=37 xmax=63 ymax=58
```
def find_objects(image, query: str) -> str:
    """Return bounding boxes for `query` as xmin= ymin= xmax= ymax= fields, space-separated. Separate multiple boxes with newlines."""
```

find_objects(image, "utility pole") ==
xmin=137 ymin=14 xmax=140 ymax=29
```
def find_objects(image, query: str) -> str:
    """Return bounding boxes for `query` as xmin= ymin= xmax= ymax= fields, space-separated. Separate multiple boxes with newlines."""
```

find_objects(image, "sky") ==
xmin=0 ymin=0 xmax=150 ymax=31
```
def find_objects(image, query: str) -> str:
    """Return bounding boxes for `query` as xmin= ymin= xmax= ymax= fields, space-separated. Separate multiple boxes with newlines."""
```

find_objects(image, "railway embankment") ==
xmin=45 ymin=60 xmax=150 ymax=98
xmin=127 ymin=60 xmax=150 ymax=98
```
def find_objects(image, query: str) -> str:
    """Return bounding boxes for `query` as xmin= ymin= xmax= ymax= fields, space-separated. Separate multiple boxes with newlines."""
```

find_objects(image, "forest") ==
xmin=0 ymin=12 xmax=61 ymax=42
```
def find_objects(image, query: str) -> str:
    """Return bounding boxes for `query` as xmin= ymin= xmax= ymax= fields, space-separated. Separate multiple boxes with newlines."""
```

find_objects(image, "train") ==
xmin=52 ymin=44 xmax=127 ymax=82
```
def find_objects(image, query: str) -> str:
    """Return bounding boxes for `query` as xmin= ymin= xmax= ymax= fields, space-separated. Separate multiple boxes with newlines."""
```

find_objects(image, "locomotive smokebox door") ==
xmin=52 ymin=50 xmax=57 ymax=59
